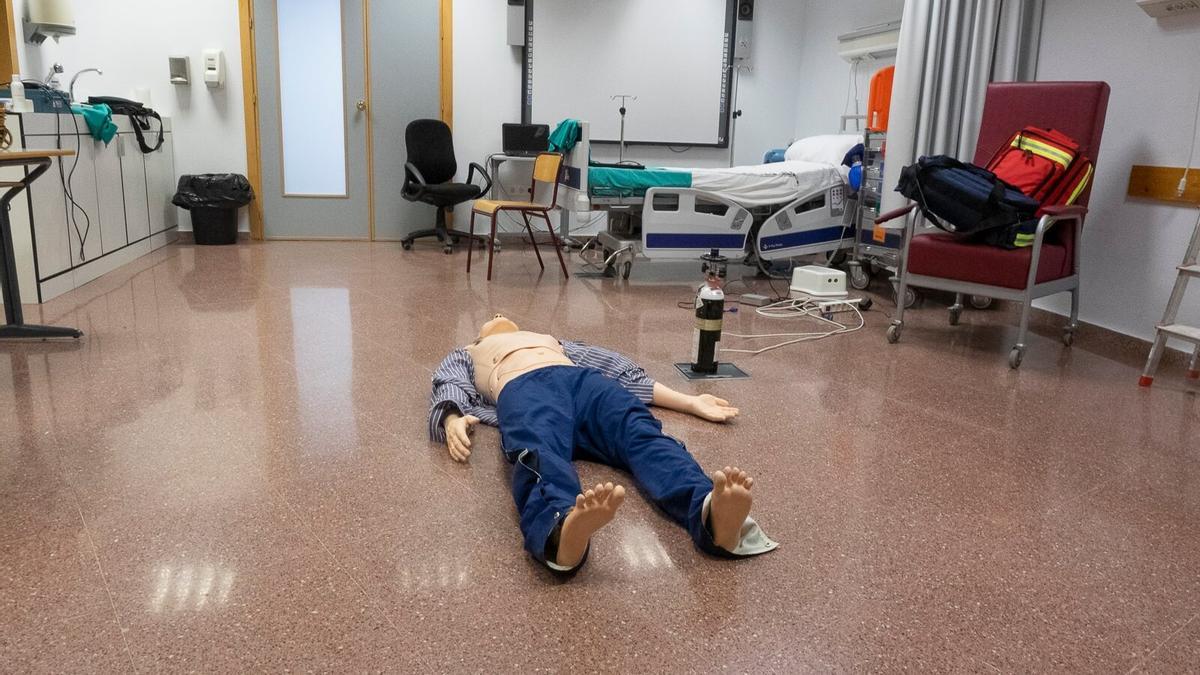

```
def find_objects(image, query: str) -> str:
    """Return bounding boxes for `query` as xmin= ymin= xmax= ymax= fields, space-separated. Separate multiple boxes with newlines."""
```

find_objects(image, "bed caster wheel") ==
xmin=948 ymin=306 xmax=962 ymax=326
xmin=1062 ymin=328 xmax=1076 ymax=347
xmin=849 ymin=264 xmax=871 ymax=290
xmin=858 ymin=297 xmax=873 ymax=311
xmin=969 ymin=295 xmax=993 ymax=310
xmin=621 ymin=260 xmax=632 ymax=280
xmin=401 ymin=241 xmax=413 ymax=251
xmin=442 ymin=245 xmax=453 ymax=255
xmin=1008 ymin=346 xmax=1025 ymax=369
xmin=886 ymin=323 xmax=902 ymax=344
xmin=891 ymin=284 xmax=917 ymax=309
xmin=450 ymin=235 xmax=461 ymax=245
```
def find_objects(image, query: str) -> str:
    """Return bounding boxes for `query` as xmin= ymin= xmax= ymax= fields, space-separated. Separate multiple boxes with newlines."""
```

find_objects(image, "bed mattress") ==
xmin=689 ymin=161 xmax=848 ymax=207
xmin=588 ymin=161 xmax=846 ymax=206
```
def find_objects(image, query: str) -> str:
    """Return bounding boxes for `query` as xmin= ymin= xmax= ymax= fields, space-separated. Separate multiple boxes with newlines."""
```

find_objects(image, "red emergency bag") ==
xmin=977 ymin=126 xmax=1094 ymax=248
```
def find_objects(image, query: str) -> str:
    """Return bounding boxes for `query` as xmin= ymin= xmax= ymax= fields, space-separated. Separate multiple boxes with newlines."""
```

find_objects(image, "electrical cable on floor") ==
xmin=721 ymin=296 xmax=865 ymax=355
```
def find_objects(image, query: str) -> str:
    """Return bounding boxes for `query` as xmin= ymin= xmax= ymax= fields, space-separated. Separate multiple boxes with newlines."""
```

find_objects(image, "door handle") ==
xmin=356 ymin=99 xmax=368 ymax=112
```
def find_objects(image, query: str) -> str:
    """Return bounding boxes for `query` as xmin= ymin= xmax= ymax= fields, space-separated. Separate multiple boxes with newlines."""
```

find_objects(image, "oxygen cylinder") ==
xmin=691 ymin=282 xmax=725 ymax=373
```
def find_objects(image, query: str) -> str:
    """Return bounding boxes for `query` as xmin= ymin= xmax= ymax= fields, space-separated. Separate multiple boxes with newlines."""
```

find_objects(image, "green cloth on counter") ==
xmin=588 ymin=166 xmax=692 ymax=198
xmin=548 ymin=118 xmax=581 ymax=154
xmin=70 ymin=103 xmax=118 ymax=145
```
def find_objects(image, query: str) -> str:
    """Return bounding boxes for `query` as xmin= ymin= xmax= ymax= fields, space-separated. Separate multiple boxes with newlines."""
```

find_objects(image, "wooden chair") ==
xmin=468 ymin=152 xmax=569 ymax=281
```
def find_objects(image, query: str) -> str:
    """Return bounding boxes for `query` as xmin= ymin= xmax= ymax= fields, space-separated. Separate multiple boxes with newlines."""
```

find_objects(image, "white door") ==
xmin=254 ymin=0 xmax=370 ymax=238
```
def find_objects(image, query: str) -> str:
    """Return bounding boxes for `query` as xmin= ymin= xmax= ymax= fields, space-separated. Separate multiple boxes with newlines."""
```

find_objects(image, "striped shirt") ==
xmin=428 ymin=340 xmax=656 ymax=442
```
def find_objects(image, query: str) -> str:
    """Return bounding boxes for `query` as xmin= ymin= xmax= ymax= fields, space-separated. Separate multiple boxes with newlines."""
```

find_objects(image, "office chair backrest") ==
xmin=529 ymin=152 xmax=563 ymax=208
xmin=406 ymin=119 xmax=458 ymax=185
xmin=972 ymin=82 xmax=1110 ymax=255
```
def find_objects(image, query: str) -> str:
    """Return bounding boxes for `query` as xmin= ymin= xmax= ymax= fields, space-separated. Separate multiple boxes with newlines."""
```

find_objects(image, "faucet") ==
xmin=69 ymin=68 xmax=103 ymax=102
xmin=43 ymin=62 xmax=64 ymax=88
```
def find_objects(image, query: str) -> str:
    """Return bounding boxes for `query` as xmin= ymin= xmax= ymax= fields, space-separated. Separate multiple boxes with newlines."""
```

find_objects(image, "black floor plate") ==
xmin=673 ymin=362 xmax=750 ymax=380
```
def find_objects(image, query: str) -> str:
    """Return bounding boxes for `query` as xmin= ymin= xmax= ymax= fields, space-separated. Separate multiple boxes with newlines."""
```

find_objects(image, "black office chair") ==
xmin=401 ymin=119 xmax=492 ymax=254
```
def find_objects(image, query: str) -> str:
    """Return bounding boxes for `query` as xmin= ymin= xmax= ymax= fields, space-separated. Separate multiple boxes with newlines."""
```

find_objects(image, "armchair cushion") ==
xmin=907 ymin=233 xmax=1070 ymax=290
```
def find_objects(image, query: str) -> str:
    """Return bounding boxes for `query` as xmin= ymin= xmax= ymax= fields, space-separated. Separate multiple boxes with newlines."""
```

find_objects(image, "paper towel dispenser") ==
xmin=24 ymin=0 xmax=76 ymax=45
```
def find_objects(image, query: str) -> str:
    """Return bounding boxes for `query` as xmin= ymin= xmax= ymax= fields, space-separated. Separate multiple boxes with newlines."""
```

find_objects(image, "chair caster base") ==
xmin=1009 ymin=346 xmax=1026 ymax=369
xmin=948 ymin=306 xmax=962 ymax=326
xmin=1138 ymin=375 xmax=1155 ymax=387
xmin=443 ymin=246 xmax=453 ymax=255
xmin=886 ymin=323 xmax=902 ymax=344
xmin=401 ymin=241 xmax=413 ymax=251
xmin=1062 ymin=328 xmax=1076 ymax=347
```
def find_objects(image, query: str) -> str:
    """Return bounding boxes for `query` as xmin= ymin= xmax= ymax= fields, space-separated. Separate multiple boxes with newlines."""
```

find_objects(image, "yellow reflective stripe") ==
xmin=1065 ymin=163 xmax=1093 ymax=205
xmin=1010 ymin=136 xmax=1073 ymax=167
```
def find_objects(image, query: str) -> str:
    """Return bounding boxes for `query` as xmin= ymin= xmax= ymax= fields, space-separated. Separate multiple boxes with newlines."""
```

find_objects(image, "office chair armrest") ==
xmin=467 ymin=162 xmax=493 ymax=197
xmin=403 ymin=162 xmax=428 ymax=201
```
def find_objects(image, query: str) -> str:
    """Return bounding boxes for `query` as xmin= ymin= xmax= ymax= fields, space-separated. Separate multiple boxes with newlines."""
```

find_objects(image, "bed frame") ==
xmin=559 ymin=121 xmax=853 ymax=278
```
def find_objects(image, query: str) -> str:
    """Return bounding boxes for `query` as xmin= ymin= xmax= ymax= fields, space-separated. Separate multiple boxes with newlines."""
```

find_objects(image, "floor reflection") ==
xmin=150 ymin=564 xmax=236 ymax=613
xmin=290 ymin=287 xmax=357 ymax=447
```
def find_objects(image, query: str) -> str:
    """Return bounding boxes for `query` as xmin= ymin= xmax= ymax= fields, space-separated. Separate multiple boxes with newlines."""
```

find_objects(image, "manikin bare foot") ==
xmin=711 ymin=466 xmax=754 ymax=552
xmin=556 ymin=482 xmax=626 ymax=568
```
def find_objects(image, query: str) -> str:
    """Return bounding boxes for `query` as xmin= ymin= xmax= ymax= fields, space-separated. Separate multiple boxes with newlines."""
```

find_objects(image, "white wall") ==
xmin=451 ymin=0 xmax=524 ymax=228
xmin=791 ymin=0 xmax=904 ymax=141
xmin=1035 ymin=0 xmax=1200 ymax=342
xmin=13 ymin=0 xmax=248 ymax=232
xmin=451 ymin=0 xmax=807 ymax=231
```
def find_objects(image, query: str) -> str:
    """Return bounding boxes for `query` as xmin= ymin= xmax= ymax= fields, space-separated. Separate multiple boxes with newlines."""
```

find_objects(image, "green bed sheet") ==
xmin=588 ymin=166 xmax=692 ymax=198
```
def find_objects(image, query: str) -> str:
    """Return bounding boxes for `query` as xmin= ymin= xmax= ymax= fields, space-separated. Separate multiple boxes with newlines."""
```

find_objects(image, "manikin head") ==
xmin=477 ymin=313 xmax=520 ymax=341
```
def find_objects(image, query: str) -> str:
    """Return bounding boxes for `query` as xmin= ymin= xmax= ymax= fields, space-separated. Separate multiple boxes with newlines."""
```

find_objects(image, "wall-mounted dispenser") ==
xmin=202 ymin=50 xmax=225 ymax=89
xmin=169 ymin=56 xmax=190 ymax=85
xmin=24 ymin=0 xmax=76 ymax=44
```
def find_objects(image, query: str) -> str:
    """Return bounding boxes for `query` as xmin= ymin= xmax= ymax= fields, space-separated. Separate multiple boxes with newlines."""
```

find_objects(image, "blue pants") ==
xmin=495 ymin=366 xmax=724 ymax=568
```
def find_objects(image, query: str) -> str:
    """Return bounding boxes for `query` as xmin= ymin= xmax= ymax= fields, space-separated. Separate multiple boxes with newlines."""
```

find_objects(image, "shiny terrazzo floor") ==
xmin=2 ymin=239 xmax=1199 ymax=673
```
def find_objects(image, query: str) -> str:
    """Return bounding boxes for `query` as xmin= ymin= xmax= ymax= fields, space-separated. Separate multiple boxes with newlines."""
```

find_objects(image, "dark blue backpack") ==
xmin=896 ymin=155 xmax=1039 ymax=235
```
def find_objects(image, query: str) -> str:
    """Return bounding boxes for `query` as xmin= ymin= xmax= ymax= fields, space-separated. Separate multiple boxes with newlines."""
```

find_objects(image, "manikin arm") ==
xmin=651 ymin=382 xmax=739 ymax=423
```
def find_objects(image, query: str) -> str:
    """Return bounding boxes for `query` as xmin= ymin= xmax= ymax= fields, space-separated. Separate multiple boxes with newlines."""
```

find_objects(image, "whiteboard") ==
xmin=531 ymin=0 xmax=732 ymax=146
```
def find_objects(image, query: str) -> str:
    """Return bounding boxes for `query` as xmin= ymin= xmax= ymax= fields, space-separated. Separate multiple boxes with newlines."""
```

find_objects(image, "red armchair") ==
xmin=885 ymin=82 xmax=1111 ymax=368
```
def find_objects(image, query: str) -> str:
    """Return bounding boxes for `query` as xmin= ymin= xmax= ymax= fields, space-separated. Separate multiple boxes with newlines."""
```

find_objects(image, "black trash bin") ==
xmin=173 ymin=174 xmax=255 ymax=245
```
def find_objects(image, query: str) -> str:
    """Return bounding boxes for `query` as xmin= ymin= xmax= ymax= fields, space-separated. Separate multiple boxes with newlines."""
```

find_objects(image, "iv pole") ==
xmin=611 ymin=94 xmax=637 ymax=164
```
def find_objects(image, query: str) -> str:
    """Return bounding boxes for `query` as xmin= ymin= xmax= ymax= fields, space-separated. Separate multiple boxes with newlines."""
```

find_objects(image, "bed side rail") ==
xmin=755 ymin=184 xmax=854 ymax=262
xmin=640 ymin=188 xmax=752 ymax=260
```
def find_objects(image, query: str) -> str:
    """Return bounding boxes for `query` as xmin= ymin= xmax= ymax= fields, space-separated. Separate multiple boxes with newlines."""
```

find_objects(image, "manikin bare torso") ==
xmin=465 ymin=330 xmax=573 ymax=402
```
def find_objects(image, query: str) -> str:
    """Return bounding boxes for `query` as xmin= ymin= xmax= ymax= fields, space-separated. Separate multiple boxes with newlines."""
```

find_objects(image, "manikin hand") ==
xmin=444 ymin=413 xmax=480 ymax=463
xmin=690 ymin=394 xmax=739 ymax=423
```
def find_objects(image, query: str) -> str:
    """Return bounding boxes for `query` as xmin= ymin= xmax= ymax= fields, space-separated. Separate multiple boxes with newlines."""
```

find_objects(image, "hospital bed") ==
xmin=557 ymin=122 xmax=855 ymax=279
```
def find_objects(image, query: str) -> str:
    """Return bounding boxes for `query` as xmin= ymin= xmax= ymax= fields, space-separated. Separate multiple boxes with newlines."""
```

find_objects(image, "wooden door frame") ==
xmin=238 ymin=0 xmax=453 ymax=241
xmin=1 ymin=0 xmax=19 ymax=83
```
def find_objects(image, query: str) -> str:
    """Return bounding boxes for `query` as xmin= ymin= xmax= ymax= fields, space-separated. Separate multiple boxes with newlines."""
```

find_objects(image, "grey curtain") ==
xmin=880 ymin=0 xmax=1044 ymax=214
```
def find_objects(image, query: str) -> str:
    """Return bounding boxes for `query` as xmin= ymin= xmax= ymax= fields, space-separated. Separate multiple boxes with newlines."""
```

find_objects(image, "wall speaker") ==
xmin=507 ymin=0 xmax=525 ymax=47
xmin=734 ymin=0 xmax=753 ymax=60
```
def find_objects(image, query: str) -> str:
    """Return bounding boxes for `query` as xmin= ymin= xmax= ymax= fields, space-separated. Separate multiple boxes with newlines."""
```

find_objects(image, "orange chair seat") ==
xmin=472 ymin=199 xmax=545 ymax=215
